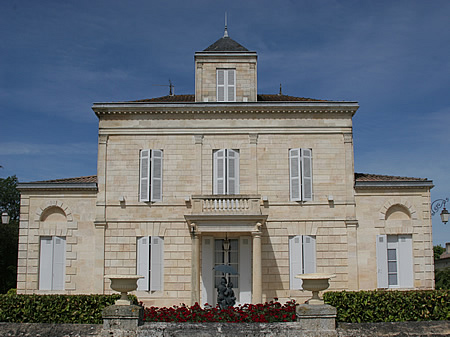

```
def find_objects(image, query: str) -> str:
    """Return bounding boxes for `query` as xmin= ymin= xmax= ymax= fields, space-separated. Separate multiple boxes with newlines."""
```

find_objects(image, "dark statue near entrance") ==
xmin=217 ymin=277 xmax=236 ymax=309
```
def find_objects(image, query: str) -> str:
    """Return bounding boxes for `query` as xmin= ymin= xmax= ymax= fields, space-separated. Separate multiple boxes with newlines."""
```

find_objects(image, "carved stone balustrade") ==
xmin=185 ymin=195 xmax=266 ymax=234
xmin=191 ymin=195 xmax=261 ymax=215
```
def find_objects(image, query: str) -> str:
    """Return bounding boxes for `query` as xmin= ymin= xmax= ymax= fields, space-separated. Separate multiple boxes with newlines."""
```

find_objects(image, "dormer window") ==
xmin=217 ymin=69 xmax=235 ymax=102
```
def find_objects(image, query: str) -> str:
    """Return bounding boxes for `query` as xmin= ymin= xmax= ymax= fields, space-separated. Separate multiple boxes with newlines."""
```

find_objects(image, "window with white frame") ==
xmin=136 ymin=236 xmax=164 ymax=291
xmin=39 ymin=236 xmax=66 ymax=290
xmin=376 ymin=234 xmax=413 ymax=288
xmin=139 ymin=149 xmax=163 ymax=202
xmin=217 ymin=69 xmax=236 ymax=102
xmin=289 ymin=235 xmax=316 ymax=290
xmin=289 ymin=148 xmax=313 ymax=201
xmin=213 ymin=149 xmax=239 ymax=195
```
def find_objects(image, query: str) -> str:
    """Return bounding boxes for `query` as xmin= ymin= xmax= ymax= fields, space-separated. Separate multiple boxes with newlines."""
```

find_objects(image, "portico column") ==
xmin=252 ymin=224 xmax=262 ymax=303
xmin=191 ymin=224 xmax=201 ymax=305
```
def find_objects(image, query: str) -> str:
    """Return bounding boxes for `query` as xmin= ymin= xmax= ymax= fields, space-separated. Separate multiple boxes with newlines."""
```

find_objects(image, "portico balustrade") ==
xmin=190 ymin=195 xmax=261 ymax=215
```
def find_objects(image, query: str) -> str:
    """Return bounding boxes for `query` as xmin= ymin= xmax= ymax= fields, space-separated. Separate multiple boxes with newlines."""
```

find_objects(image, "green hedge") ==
xmin=324 ymin=290 xmax=450 ymax=323
xmin=0 ymin=294 xmax=137 ymax=324
xmin=1 ymin=291 xmax=449 ymax=324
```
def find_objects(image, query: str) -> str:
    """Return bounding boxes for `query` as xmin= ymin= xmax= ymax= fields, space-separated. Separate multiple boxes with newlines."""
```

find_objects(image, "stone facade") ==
xmin=17 ymin=188 xmax=98 ymax=294
xmin=16 ymin=32 xmax=434 ymax=307
xmin=355 ymin=187 xmax=435 ymax=289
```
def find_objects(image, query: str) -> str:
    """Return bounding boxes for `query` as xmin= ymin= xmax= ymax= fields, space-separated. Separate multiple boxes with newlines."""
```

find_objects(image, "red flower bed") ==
xmin=142 ymin=299 xmax=297 ymax=323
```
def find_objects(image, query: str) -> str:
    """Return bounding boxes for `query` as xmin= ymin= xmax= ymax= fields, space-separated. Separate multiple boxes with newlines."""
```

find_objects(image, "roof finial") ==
xmin=224 ymin=12 xmax=229 ymax=37
xmin=279 ymin=83 xmax=283 ymax=95
xmin=169 ymin=79 xmax=174 ymax=96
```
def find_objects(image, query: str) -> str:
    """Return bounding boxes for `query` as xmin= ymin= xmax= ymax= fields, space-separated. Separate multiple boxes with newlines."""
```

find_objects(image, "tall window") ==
xmin=289 ymin=148 xmax=313 ymax=201
xmin=213 ymin=149 xmax=239 ymax=195
xmin=39 ymin=236 xmax=66 ymax=290
xmin=289 ymin=235 xmax=316 ymax=290
xmin=217 ymin=69 xmax=235 ymax=102
xmin=139 ymin=149 xmax=163 ymax=202
xmin=376 ymin=235 xmax=413 ymax=288
xmin=136 ymin=236 xmax=164 ymax=291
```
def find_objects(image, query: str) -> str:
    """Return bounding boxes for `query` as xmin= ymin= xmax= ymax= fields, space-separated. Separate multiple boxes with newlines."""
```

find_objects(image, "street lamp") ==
xmin=431 ymin=198 xmax=449 ymax=224
xmin=1 ymin=212 xmax=10 ymax=225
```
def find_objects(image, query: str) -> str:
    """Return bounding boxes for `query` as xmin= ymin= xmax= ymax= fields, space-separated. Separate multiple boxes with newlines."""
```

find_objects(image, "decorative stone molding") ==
xmin=189 ymin=222 xmax=197 ymax=236
xmin=98 ymin=134 xmax=108 ymax=144
xmin=249 ymin=133 xmax=258 ymax=144
xmin=36 ymin=201 xmax=74 ymax=222
xmin=253 ymin=222 xmax=263 ymax=233
xmin=133 ymin=222 xmax=171 ymax=237
xmin=94 ymin=221 xmax=107 ymax=228
xmin=345 ymin=219 xmax=359 ymax=228
xmin=194 ymin=134 xmax=204 ymax=144
xmin=37 ymin=228 xmax=69 ymax=236
xmin=343 ymin=133 xmax=353 ymax=144
xmin=382 ymin=227 xmax=414 ymax=235
xmin=379 ymin=199 xmax=418 ymax=220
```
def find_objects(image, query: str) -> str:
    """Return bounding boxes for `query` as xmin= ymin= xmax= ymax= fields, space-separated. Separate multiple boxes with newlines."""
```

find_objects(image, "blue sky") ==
xmin=1 ymin=0 xmax=449 ymax=246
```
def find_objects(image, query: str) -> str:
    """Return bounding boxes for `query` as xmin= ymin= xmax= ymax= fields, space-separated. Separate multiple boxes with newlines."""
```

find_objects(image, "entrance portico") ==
xmin=185 ymin=195 xmax=266 ymax=306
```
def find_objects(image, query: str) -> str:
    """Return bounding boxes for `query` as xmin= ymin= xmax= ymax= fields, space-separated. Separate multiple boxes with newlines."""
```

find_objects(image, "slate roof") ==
xmin=203 ymin=36 xmax=249 ymax=52
xmin=131 ymin=94 xmax=194 ymax=103
xmin=130 ymin=94 xmax=325 ymax=103
xmin=257 ymin=94 xmax=326 ymax=102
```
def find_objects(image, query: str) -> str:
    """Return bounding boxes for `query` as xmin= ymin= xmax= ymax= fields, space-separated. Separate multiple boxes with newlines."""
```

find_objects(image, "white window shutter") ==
xmin=151 ymin=150 xmax=163 ymax=202
xmin=289 ymin=149 xmax=301 ymax=201
xmin=150 ymin=236 xmax=164 ymax=291
xmin=52 ymin=237 xmax=66 ymax=290
xmin=227 ymin=149 xmax=239 ymax=195
xmin=398 ymin=235 xmax=413 ymax=288
xmin=201 ymin=236 xmax=214 ymax=305
xmin=39 ymin=237 xmax=53 ymax=290
xmin=227 ymin=69 xmax=235 ymax=102
xmin=137 ymin=237 xmax=150 ymax=291
xmin=303 ymin=235 xmax=316 ymax=274
xmin=376 ymin=235 xmax=388 ymax=288
xmin=139 ymin=150 xmax=151 ymax=202
xmin=217 ymin=70 xmax=225 ymax=102
xmin=239 ymin=236 xmax=252 ymax=304
xmin=289 ymin=236 xmax=303 ymax=290
xmin=213 ymin=149 xmax=226 ymax=194
xmin=301 ymin=148 xmax=313 ymax=201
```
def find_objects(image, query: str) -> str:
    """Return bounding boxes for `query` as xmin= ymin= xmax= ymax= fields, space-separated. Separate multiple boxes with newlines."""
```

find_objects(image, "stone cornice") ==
xmin=92 ymin=102 xmax=359 ymax=118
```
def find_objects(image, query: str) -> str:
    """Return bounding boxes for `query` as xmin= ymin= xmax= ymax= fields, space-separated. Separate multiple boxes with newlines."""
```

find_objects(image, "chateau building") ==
xmin=17 ymin=29 xmax=435 ymax=306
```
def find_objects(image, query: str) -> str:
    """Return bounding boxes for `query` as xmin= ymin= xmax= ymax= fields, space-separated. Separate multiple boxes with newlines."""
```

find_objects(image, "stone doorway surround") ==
xmin=184 ymin=194 xmax=267 ymax=305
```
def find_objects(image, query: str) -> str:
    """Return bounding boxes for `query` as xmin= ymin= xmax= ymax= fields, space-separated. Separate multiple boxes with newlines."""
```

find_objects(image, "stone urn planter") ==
xmin=104 ymin=275 xmax=143 ymax=305
xmin=296 ymin=273 xmax=336 ymax=305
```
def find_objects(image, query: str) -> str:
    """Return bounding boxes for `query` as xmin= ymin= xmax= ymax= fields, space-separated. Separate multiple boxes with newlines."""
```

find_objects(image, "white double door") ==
xmin=201 ymin=236 xmax=252 ymax=306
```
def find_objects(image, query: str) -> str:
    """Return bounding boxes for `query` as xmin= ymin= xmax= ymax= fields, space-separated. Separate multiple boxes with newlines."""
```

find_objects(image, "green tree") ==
xmin=435 ymin=268 xmax=450 ymax=290
xmin=0 ymin=175 xmax=20 ymax=221
xmin=434 ymin=245 xmax=449 ymax=290
xmin=434 ymin=245 xmax=445 ymax=260
xmin=0 ymin=175 xmax=20 ymax=293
